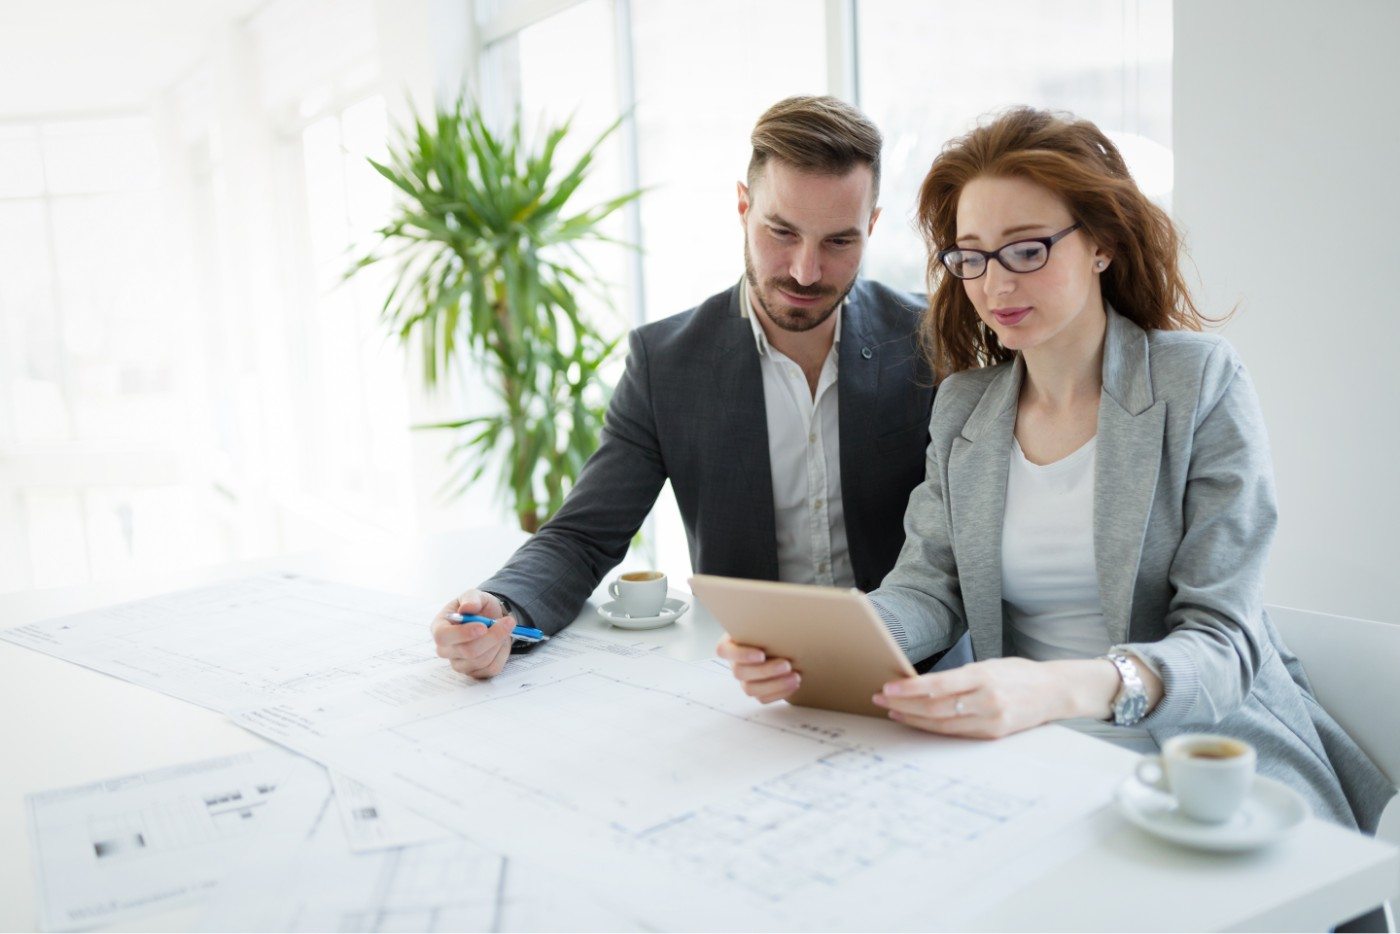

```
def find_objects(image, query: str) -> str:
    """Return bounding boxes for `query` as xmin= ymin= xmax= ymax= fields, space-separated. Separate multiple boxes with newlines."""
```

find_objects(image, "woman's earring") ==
xmin=1095 ymin=260 xmax=1106 ymax=271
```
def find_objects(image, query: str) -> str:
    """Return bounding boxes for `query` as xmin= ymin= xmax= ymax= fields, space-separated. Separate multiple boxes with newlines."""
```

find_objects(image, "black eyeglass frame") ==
xmin=937 ymin=222 xmax=1083 ymax=280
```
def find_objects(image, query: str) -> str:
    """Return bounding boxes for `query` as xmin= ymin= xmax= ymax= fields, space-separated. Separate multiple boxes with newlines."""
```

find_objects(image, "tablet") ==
xmin=689 ymin=574 xmax=916 ymax=718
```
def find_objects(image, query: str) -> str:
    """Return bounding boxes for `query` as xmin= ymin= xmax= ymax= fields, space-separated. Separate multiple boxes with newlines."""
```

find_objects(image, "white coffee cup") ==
xmin=1135 ymin=733 xmax=1257 ymax=823
xmin=608 ymin=570 xmax=667 ymax=618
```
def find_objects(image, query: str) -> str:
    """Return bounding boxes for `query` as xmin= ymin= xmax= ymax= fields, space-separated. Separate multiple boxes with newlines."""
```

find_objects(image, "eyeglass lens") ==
xmin=942 ymin=240 xmax=1050 ymax=279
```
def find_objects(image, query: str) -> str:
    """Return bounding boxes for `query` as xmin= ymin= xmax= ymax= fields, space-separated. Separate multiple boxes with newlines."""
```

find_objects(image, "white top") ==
xmin=1002 ymin=436 xmax=1109 ymax=660
xmin=741 ymin=280 xmax=852 ymax=588
xmin=1002 ymin=435 xmax=1155 ymax=752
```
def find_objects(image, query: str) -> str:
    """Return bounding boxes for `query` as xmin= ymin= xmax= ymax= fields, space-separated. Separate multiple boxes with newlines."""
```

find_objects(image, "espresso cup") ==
xmin=1135 ymin=733 xmax=1257 ymax=823
xmin=608 ymin=570 xmax=667 ymax=618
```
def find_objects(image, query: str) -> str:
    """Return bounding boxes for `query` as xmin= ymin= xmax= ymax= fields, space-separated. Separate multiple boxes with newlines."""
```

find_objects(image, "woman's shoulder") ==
xmin=930 ymin=363 xmax=1012 ymax=434
xmin=1144 ymin=328 xmax=1249 ymax=415
xmin=935 ymin=363 xmax=1010 ymax=406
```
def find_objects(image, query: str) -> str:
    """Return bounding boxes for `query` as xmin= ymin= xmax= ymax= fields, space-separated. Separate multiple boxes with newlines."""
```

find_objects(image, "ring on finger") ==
xmin=954 ymin=697 xmax=967 ymax=716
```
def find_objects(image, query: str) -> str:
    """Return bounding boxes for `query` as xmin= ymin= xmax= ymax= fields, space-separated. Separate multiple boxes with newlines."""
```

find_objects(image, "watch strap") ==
xmin=1104 ymin=652 xmax=1148 ymax=726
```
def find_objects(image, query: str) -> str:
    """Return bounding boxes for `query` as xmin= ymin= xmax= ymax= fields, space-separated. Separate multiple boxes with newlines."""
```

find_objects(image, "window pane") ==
xmin=295 ymin=95 xmax=413 ymax=513
xmin=858 ymin=0 xmax=1173 ymax=291
xmin=631 ymin=0 xmax=826 ymax=321
xmin=85 ymin=485 xmax=223 ymax=584
xmin=24 ymin=487 xmax=89 ymax=588
xmin=48 ymin=190 xmax=180 ymax=442
xmin=0 ymin=200 xmax=69 ymax=441
xmin=41 ymin=117 xmax=161 ymax=195
xmin=0 ymin=125 xmax=45 ymax=198
xmin=509 ymin=0 xmax=631 ymax=333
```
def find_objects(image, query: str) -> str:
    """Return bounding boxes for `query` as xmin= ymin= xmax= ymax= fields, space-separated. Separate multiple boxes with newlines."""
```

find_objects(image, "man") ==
xmin=432 ymin=95 xmax=938 ymax=679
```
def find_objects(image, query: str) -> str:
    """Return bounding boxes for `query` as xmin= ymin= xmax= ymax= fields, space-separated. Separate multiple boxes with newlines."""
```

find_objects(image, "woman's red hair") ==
xmin=918 ymin=107 xmax=1212 ymax=378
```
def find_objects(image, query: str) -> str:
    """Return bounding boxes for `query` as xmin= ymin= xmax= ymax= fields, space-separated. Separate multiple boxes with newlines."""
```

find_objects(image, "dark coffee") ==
xmin=1185 ymin=741 xmax=1247 ymax=760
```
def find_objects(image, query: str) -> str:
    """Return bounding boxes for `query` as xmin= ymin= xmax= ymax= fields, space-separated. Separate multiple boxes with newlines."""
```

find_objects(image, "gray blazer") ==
xmin=481 ymin=279 xmax=935 ymax=636
xmin=869 ymin=307 xmax=1394 ymax=832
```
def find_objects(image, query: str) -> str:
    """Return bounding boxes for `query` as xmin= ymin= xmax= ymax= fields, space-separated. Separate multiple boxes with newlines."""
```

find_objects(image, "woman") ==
xmin=719 ymin=107 xmax=1392 ymax=834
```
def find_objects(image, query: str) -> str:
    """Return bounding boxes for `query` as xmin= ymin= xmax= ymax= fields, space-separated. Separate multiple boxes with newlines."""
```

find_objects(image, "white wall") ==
xmin=1173 ymin=0 xmax=1400 ymax=622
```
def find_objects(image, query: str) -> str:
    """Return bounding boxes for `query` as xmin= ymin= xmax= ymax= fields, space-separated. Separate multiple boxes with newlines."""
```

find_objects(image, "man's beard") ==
xmin=744 ymin=237 xmax=856 ymax=333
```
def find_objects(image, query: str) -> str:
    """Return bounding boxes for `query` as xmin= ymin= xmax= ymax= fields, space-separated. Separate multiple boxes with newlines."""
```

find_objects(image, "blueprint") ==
xmin=26 ymin=748 xmax=634 ymax=933
xmin=0 ymin=575 xmax=438 ymax=713
xmin=0 ymin=575 xmax=654 ymax=719
xmin=25 ymin=748 xmax=327 ymax=931
xmin=329 ymin=771 xmax=451 ymax=853
xmin=201 ymin=775 xmax=642 ymax=933
xmin=14 ymin=576 xmax=1123 ymax=929
xmin=235 ymin=648 xmax=1125 ymax=931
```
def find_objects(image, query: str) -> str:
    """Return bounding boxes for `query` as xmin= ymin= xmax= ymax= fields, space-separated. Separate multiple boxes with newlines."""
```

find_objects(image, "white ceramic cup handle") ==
xmin=609 ymin=580 xmax=621 ymax=599
xmin=1135 ymin=755 xmax=1169 ymax=792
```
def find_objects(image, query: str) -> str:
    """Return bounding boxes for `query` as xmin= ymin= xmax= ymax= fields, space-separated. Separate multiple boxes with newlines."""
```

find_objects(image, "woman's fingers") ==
xmin=744 ymin=671 xmax=802 ymax=703
xmin=873 ymin=688 xmax=978 ymax=720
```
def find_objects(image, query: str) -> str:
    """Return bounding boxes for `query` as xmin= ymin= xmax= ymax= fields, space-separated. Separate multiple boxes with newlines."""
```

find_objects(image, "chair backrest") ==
xmin=1267 ymin=603 xmax=1400 ymax=801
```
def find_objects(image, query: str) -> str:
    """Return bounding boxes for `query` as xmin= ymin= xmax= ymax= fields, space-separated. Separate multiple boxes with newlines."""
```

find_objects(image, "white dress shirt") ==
xmin=741 ymin=280 xmax=853 ymax=589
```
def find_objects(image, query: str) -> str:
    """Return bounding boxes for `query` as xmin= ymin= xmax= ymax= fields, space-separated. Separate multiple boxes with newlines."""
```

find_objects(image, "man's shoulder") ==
xmin=631 ymin=282 xmax=741 ymax=355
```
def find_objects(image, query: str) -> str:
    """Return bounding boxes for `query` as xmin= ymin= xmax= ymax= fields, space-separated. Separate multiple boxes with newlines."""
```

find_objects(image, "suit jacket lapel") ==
xmin=1094 ymin=308 xmax=1166 ymax=645
xmin=947 ymin=359 xmax=1022 ymax=661
xmin=713 ymin=283 xmax=778 ymax=579
xmin=837 ymin=290 xmax=876 ymax=524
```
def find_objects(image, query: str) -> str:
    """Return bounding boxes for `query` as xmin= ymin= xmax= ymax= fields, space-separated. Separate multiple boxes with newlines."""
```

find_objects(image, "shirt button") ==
xmin=818 ymin=561 xmax=829 ymax=573
xmin=808 ymin=433 xmax=816 ymax=444
xmin=813 ymin=499 xmax=823 ymax=509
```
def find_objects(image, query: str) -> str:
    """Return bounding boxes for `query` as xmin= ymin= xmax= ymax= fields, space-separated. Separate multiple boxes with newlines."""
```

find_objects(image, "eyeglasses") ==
xmin=937 ymin=223 xmax=1082 ymax=280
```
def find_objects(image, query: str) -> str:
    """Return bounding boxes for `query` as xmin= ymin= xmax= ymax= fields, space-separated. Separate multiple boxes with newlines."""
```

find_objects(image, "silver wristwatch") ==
xmin=1104 ymin=653 xmax=1148 ymax=726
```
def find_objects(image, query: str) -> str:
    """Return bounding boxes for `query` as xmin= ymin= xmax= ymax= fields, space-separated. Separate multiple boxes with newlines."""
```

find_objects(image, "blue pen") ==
xmin=446 ymin=613 xmax=549 ymax=643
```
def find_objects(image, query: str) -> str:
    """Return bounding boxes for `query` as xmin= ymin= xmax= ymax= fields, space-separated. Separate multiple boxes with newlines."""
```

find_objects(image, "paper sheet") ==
xmin=329 ymin=771 xmax=451 ymax=853
xmin=235 ymin=647 xmax=1125 ymax=931
xmin=0 ymin=575 xmax=656 ymax=720
xmin=201 ymin=777 xmax=643 ymax=933
xmin=25 ymin=749 xmax=327 ymax=931
xmin=0 ymin=575 xmax=439 ymax=713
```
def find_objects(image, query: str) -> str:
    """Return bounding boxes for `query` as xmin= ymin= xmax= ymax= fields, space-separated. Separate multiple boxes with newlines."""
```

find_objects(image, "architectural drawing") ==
xmin=26 ymin=749 xmax=327 ymax=931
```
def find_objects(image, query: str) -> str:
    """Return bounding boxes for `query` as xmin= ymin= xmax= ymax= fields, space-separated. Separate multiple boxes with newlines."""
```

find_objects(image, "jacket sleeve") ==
xmin=866 ymin=389 xmax=969 ymax=664
xmin=477 ymin=328 xmax=668 ymax=635
xmin=1118 ymin=344 xmax=1280 ymax=732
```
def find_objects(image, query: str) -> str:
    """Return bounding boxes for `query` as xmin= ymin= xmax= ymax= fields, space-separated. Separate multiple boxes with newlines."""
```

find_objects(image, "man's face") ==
xmin=738 ymin=160 xmax=880 ymax=333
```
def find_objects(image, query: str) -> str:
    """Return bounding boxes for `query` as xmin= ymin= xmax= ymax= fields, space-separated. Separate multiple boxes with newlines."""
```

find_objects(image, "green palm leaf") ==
xmin=348 ymin=97 xmax=641 ymax=532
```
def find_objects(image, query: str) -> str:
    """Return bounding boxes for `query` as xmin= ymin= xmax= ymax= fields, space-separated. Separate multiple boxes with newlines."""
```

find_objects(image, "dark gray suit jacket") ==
xmin=479 ymin=278 xmax=934 ymax=635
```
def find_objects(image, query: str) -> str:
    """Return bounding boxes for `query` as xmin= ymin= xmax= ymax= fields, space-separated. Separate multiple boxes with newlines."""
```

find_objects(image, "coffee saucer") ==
xmin=597 ymin=597 xmax=690 ymax=631
xmin=1114 ymin=773 xmax=1308 ymax=852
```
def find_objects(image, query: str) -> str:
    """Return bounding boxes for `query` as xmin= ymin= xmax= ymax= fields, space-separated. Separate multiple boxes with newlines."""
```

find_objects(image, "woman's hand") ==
xmin=873 ymin=657 xmax=1091 ymax=739
xmin=716 ymin=635 xmax=801 ymax=704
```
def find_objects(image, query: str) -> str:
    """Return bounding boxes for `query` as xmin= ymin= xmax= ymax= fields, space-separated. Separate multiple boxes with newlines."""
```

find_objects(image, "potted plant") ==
xmin=351 ymin=100 xmax=641 ymax=532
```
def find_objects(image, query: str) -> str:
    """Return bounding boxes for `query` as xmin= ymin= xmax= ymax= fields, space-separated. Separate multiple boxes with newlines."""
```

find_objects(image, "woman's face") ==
xmin=953 ymin=175 xmax=1109 ymax=356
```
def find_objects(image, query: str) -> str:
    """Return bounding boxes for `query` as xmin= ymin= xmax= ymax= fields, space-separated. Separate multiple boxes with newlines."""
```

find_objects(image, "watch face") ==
xmin=1116 ymin=693 xmax=1148 ymax=726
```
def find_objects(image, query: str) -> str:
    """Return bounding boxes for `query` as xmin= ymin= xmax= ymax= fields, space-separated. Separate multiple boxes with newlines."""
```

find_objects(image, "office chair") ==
xmin=1268 ymin=604 xmax=1400 ymax=933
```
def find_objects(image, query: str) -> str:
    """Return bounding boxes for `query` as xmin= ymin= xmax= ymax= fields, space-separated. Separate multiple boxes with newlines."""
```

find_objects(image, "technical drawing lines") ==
xmin=387 ymin=669 xmax=829 ymax=830
xmin=628 ymin=748 xmax=1040 ymax=904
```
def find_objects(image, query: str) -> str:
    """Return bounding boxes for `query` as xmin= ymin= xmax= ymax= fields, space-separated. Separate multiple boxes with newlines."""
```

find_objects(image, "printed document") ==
xmin=201 ymin=773 xmax=642 ymax=933
xmin=26 ymin=749 xmax=326 ymax=931
xmin=236 ymin=647 xmax=1125 ymax=931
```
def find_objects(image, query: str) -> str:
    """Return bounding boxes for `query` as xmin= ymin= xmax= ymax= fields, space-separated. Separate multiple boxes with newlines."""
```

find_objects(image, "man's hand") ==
xmin=716 ymin=635 xmax=801 ymax=704
xmin=431 ymin=590 xmax=518 ymax=680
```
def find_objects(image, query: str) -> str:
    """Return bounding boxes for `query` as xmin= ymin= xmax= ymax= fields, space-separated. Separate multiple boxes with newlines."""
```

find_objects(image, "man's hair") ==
xmin=747 ymin=95 xmax=882 ymax=201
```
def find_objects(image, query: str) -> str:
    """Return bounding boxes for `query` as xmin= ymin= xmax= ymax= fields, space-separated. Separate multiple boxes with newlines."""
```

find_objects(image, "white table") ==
xmin=1 ymin=529 xmax=1395 ymax=932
